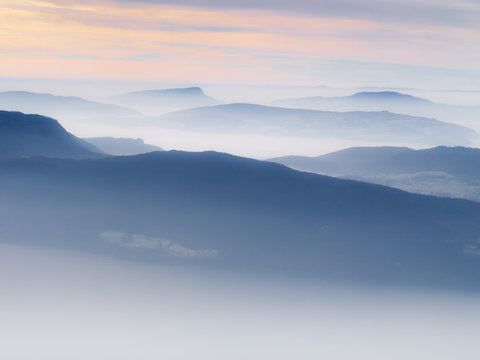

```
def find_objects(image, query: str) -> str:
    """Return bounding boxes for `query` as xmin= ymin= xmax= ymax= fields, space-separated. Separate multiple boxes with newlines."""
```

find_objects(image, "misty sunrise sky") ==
xmin=1 ymin=0 xmax=480 ymax=89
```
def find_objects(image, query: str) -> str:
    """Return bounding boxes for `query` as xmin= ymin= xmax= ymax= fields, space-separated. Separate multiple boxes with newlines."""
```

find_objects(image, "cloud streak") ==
xmin=0 ymin=0 xmax=479 ymax=87
xmin=52 ymin=0 xmax=480 ymax=28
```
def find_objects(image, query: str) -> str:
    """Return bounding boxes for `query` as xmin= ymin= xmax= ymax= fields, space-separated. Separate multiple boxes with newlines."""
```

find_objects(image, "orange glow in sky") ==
xmin=0 ymin=0 xmax=479 ymax=85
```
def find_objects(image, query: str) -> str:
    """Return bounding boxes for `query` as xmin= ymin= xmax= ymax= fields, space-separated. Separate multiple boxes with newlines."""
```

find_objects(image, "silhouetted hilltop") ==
xmin=84 ymin=137 xmax=164 ymax=156
xmin=0 ymin=91 xmax=139 ymax=121
xmin=111 ymin=87 xmax=218 ymax=114
xmin=0 ymin=110 xmax=103 ymax=159
xmin=271 ymin=147 xmax=413 ymax=173
xmin=155 ymin=103 xmax=477 ymax=146
xmin=274 ymin=91 xmax=436 ymax=108
xmin=127 ymin=87 xmax=208 ymax=97
xmin=273 ymin=91 xmax=480 ymax=128
xmin=349 ymin=91 xmax=432 ymax=104
xmin=270 ymin=146 xmax=480 ymax=201
xmin=1 ymin=150 xmax=480 ymax=289
xmin=271 ymin=146 xmax=480 ymax=179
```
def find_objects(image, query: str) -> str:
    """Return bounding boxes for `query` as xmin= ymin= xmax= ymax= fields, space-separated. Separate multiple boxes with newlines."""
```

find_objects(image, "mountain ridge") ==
xmin=270 ymin=145 xmax=480 ymax=201
xmin=1 ymin=150 xmax=480 ymax=289
xmin=272 ymin=91 xmax=480 ymax=129
xmin=275 ymin=91 xmax=434 ymax=105
xmin=0 ymin=110 xmax=104 ymax=159
xmin=0 ymin=91 xmax=139 ymax=121
xmin=110 ymin=87 xmax=218 ymax=114
xmin=84 ymin=137 xmax=164 ymax=155
xmin=154 ymin=102 xmax=477 ymax=146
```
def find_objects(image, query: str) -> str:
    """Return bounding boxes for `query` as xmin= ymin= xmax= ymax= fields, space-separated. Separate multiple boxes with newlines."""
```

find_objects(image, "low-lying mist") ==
xmin=65 ymin=122 xmax=427 ymax=159
xmin=1 ymin=244 xmax=479 ymax=360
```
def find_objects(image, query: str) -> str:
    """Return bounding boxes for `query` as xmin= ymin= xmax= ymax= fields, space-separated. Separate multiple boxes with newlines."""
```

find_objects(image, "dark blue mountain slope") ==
xmin=1 ymin=151 xmax=479 ymax=289
xmin=0 ymin=110 xmax=103 ymax=159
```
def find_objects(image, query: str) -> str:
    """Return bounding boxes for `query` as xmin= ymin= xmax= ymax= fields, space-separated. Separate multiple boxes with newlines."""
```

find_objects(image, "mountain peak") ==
xmin=350 ymin=91 xmax=431 ymax=103
xmin=0 ymin=90 xmax=139 ymax=120
xmin=83 ymin=137 xmax=164 ymax=156
xmin=0 ymin=110 xmax=103 ymax=159
xmin=180 ymin=86 xmax=204 ymax=94
xmin=110 ymin=87 xmax=218 ymax=114
xmin=121 ymin=87 xmax=207 ymax=97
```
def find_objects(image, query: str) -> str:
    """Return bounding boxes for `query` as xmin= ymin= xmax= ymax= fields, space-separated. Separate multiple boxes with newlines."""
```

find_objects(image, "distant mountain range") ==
xmin=154 ymin=103 xmax=477 ymax=146
xmin=1 ymin=150 xmax=480 ymax=289
xmin=274 ymin=91 xmax=431 ymax=108
xmin=0 ymin=110 xmax=103 ymax=159
xmin=84 ymin=137 xmax=163 ymax=155
xmin=110 ymin=87 xmax=218 ymax=115
xmin=270 ymin=146 xmax=480 ymax=201
xmin=0 ymin=91 xmax=139 ymax=121
xmin=273 ymin=91 xmax=480 ymax=129
xmin=4 ymin=90 xmax=478 ymax=148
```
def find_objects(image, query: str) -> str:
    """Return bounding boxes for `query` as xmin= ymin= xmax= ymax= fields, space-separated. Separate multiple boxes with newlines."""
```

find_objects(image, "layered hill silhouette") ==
xmin=1 ymin=150 xmax=480 ymax=290
xmin=0 ymin=110 xmax=103 ymax=159
xmin=270 ymin=146 xmax=480 ymax=201
xmin=110 ymin=87 xmax=218 ymax=114
xmin=273 ymin=91 xmax=480 ymax=129
xmin=0 ymin=91 xmax=139 ymax=121
xmin=154 ymin=103 xmax=477 ymax=146
xmin=274 ymin=91 xmax=432 ymax=109
xmin=84 ymin=137 xmax=164 ymax=155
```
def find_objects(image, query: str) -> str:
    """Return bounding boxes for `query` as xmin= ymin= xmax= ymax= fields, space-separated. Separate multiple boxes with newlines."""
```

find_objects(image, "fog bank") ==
xmin=1 ymin=244 xmax=479 ymax=360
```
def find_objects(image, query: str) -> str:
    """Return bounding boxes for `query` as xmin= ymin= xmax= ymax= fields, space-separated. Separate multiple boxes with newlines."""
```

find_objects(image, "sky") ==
xmin=1 ymin=0 xmax=480 ymax=89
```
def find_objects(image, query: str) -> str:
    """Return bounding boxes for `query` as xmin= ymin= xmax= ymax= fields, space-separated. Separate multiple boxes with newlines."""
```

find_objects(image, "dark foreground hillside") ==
xmin=1 ymin=151 xmax=479 ymax=290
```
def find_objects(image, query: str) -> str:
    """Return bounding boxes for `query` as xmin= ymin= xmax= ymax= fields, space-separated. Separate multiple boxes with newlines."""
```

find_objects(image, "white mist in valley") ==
xmin=1 ymin=244 xmax=479 ymax=360
xmin=68 ymin=121 xmax=421 ymax=159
